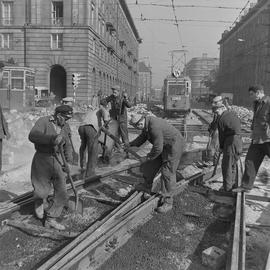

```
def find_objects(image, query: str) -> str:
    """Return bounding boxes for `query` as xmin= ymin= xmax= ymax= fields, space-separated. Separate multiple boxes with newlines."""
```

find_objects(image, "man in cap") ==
xmin=128 ymin=114 xmax=184 ymax=213
xmin=102 ymin=85 xmax=132 ymax=145
xmin=0 ymin=103 xmax=10 ymax=175
xmin=29 ymin=105 xmax=73 ymax=230
xmin=61 ymin=97 xmax=74 ymax=107
xmin=235 ymin=85 xmax=270 ymax=192
xmin=212 ymin=102 xmax=242 ymax=191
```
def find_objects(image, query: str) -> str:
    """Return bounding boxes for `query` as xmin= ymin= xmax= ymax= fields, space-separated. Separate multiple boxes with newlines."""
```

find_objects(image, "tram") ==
xmin=0 ymin=66 xmax=35 ymax=110
xmin=163 ymin=71 xmax=191 ymax=117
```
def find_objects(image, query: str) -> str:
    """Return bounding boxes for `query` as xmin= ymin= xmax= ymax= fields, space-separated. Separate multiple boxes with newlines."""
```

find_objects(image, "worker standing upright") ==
xmin=235 ymin=85 xmax=270 ymax=192
xmin=102 ymin=85 xmax=132 ymax=145
xmin=29 ymin=105 xmax=73 ymax=230
xmin=129 ymin=115 xmax=184 ymax=213
xmin=212 ymin=103 xmax=242 ymax=191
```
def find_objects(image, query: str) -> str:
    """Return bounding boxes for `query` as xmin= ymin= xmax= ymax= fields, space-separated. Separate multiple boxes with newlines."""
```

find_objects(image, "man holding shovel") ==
xmin=211 ymin=103 xmax=242 ymax=192
xmin=29 ymin=105 xmax=73 ymax=230
xmin=128 ymin=115 xmax=184 ymax=213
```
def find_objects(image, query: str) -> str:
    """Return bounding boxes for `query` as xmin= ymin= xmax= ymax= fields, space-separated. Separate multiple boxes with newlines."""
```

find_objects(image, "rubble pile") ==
xmin=230 ymin=106 xmax=253 ymax=126
xmin=127 ymin=103 xmax=156 ymax=123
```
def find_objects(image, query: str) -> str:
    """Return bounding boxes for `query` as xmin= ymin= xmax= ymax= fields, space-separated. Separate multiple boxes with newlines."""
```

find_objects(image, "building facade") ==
xmin=138 ymin=61 xmax=152 ymax=101
xmin=218 ymin=0 xmax=270 ymax=106
xmin=0 ymin=0 xmax=141 ymax=103
xmin=184 ymin=53 xmax=219 ymax=98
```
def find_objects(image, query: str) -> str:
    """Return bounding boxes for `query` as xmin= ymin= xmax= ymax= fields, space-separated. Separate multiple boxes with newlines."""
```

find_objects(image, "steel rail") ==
xmin=38 ymin=166 xmax=216 ymax=270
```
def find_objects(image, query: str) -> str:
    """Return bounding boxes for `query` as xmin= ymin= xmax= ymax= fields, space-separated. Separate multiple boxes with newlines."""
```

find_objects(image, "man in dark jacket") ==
xmin=213 ymin=103 xmax=242 ymax=191
xmin=103 ymin=85 xmax=132 ymax=145
xmin=129 ymin=115 xmax=184 ymax=213
xmin=0 ymin=104 xmax=10 ymax=175
xmin=235 ymin=85 xmax=270 ymax=192
xmin=29 ymin=105 xmax=73 ymax=230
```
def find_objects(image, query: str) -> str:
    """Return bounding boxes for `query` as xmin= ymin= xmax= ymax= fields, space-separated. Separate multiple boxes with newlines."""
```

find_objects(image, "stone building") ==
xmin=138 ymin=61 xmax=152 ymax=101
xmin=0 ymin=0 xmax=141 ymax=103
xmin=217 ymin=0 xmax=270 ymax=106
xmin=184 ymin=53 xmax=219 ymax=98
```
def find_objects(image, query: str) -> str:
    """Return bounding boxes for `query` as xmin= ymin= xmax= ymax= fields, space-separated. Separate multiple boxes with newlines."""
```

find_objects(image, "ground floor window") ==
xmin=51 ymin=33 xmax=63 ymax=50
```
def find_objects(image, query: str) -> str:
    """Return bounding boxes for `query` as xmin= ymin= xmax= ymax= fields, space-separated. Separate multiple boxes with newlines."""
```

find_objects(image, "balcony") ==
xmin=52 ymin=17 xmax=63 ymax=26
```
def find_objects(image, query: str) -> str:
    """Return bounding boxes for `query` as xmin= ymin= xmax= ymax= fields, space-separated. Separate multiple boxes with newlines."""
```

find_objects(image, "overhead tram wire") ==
xmin=171 ymin=0 xmax=183 ymax=46
xmin=135 ymin=18 xmax=234 ymax=24
xmin=130 ymin=3 xmax=242 ymax=10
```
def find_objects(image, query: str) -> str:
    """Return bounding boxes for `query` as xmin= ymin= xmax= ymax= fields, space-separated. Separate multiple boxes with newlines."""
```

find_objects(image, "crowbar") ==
xmin=59 ymin=144 xmax=79 ymax=211
xmin=100 ymin=126 xmax=142 ymax=160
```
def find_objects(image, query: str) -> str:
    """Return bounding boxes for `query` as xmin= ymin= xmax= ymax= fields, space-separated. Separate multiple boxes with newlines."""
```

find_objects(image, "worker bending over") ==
xmin=29 ymin=105 xmax=73 ymax=230
xmin=129 ymin=115 xmax=184 ymax=213
xmin=212 ymin=103 xmax=242 ymax=192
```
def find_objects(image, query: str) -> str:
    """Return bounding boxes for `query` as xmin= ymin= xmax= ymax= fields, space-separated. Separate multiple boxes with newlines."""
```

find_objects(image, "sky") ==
xmin=126 ymin=0 xmax=250 ymax=88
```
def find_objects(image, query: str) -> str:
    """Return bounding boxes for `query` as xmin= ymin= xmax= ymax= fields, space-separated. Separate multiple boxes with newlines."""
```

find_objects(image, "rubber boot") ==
xmin=156 ymin=197 xmax=173 ymax=213
xmin=34 ymin=199 xmax=44 ymax=219
xmin=45 ymin=217 xmax=65 ymax=231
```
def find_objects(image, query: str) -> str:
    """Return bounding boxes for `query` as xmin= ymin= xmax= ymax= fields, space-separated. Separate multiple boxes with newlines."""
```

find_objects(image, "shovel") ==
xmin=59 ymin=144 xmax=79 ymax=211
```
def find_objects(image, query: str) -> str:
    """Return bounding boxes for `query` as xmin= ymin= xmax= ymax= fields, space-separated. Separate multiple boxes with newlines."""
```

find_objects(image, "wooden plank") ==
xmin=38 ymin=191 xmax=143 ymax=270
xmin=61 ymin=196 xmax=160 ymax=270
xmin=246 ymin=193 xmax=270 ymax=203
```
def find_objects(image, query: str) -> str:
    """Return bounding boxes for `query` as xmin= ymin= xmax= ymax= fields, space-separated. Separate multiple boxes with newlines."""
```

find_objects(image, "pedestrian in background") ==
xmin=0 ymin=104 xmax=10 ymax=175
xmin=29 ymin=105 xmax=73 ymax=230
xmin=235 ymin=85 xmax=270 ymax=192
xmin=129 ymin=114 xmax=184 ymax=213
xmin=212 ymin=103 xmax=242 ymax=192
xmin=102 ymin=85 xmax=132 ymax=145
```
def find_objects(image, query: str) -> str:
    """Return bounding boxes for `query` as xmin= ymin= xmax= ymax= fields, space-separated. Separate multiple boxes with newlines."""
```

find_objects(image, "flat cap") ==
xmin=55 ymin=105 xmax=73 ymax=117
xmin=62 ymin=97 xmax=73 ymax=103
xmin=111 ymin=85 xmax=121 ymax=91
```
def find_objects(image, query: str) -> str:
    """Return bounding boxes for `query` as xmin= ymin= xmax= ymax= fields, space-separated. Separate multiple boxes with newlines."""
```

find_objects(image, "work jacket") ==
xmin=28 ymin=116 xmax=72 ymax=162
xmin=104 ymin=95 xmax=132 ymax=122
xmin=130 ymin=116 xmax=183 ymax=160
xmin=0 ymin=105 xmax=9 ymax=139
xmin=217 ymin=110 xmax=241 ymax=150
xmin=251 ymin=95 xmax=270 ymax=144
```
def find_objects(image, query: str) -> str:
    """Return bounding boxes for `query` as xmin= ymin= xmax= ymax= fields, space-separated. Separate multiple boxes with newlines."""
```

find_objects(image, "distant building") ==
xmin=217 ymin=0 xmax=270 ymax=106
xmin=184 ymin=54 xmax=219 ymax=97
xmin=0 ymin=0 xmax=141 ymax=103
xmin=151 ymin=88 xmax=162 ymax=101
xmin=138 ymin=61 xmax=152 ymax=101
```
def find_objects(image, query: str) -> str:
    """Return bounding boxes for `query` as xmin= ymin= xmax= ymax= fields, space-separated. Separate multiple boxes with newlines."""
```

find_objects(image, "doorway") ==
xmin=50 ymin=65 xmax=66 ymax=102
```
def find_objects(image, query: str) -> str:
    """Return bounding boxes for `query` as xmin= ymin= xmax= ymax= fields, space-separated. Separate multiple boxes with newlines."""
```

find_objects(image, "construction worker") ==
xmin=78 ymin=100 xmax=111 ymax=176
xmin=207 ymin=96 xmax=223 ymax=165
xmin=102 ymin=85 xmax=132 ymax=145
xmin=235 ymin=85 xmax=270 ymax=192
xmin=61 ymin=97 xmax=73 ymax=107
xmin=0 ymin=103 xmax=10 ymax=175
xmin=129 ymin=114 xmax=184 ymax=213
xmin=212 ymin=103 xmax=242 ymax=192
xmin=29 ymin=105 xmax=73 ymax=230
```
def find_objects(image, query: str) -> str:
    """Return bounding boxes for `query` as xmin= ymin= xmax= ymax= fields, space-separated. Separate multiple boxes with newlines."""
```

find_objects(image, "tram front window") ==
xmin=168 ymin=84 xmax=185 ymax=95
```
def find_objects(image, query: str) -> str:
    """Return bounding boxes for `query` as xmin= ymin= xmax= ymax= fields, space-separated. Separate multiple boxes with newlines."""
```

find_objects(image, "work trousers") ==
xmin=78 ymin=125 xmax=99 ymax=177
xmin=0 ymin=139 xmax=2 ymax=172
xmin=242 ymin=142 xmax=270 ymax=189
xmin=31 ymin=152 xmax=67 ymax=218
xmin=118 ymin=120 xmax=129 ymax=144
xmin=221 ymin=135 xmax=242 ymax=191
xmin=140 ymin=135 xmax=183 ymax=198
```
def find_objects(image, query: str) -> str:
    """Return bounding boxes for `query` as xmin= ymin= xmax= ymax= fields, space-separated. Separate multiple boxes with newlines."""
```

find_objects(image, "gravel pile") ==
xmin=230 ymin=106 xmax=253 ymax=126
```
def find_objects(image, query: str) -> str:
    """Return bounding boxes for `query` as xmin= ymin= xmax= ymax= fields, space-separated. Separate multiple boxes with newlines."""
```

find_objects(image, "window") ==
xmin=51 ymin=33 xmax=63 ymax=49
xmin=90 ymin=3 xmax=95 ymax=28
xmin=0 ymin=33 xmax=13 ymax=49
xmin=52 ymin=1 xmax=63 ymax=25
xmin=2 ymin=1 xmax=13 ymax=25
xmin=0 ymin=71 xmax=8 ymax=88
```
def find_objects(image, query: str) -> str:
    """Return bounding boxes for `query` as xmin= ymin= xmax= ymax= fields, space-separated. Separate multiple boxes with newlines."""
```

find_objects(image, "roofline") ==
xmin=218 ymin=0 xmax=268 ymax=44
xmin=119 ymin=0 xmax=142 ymax=43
